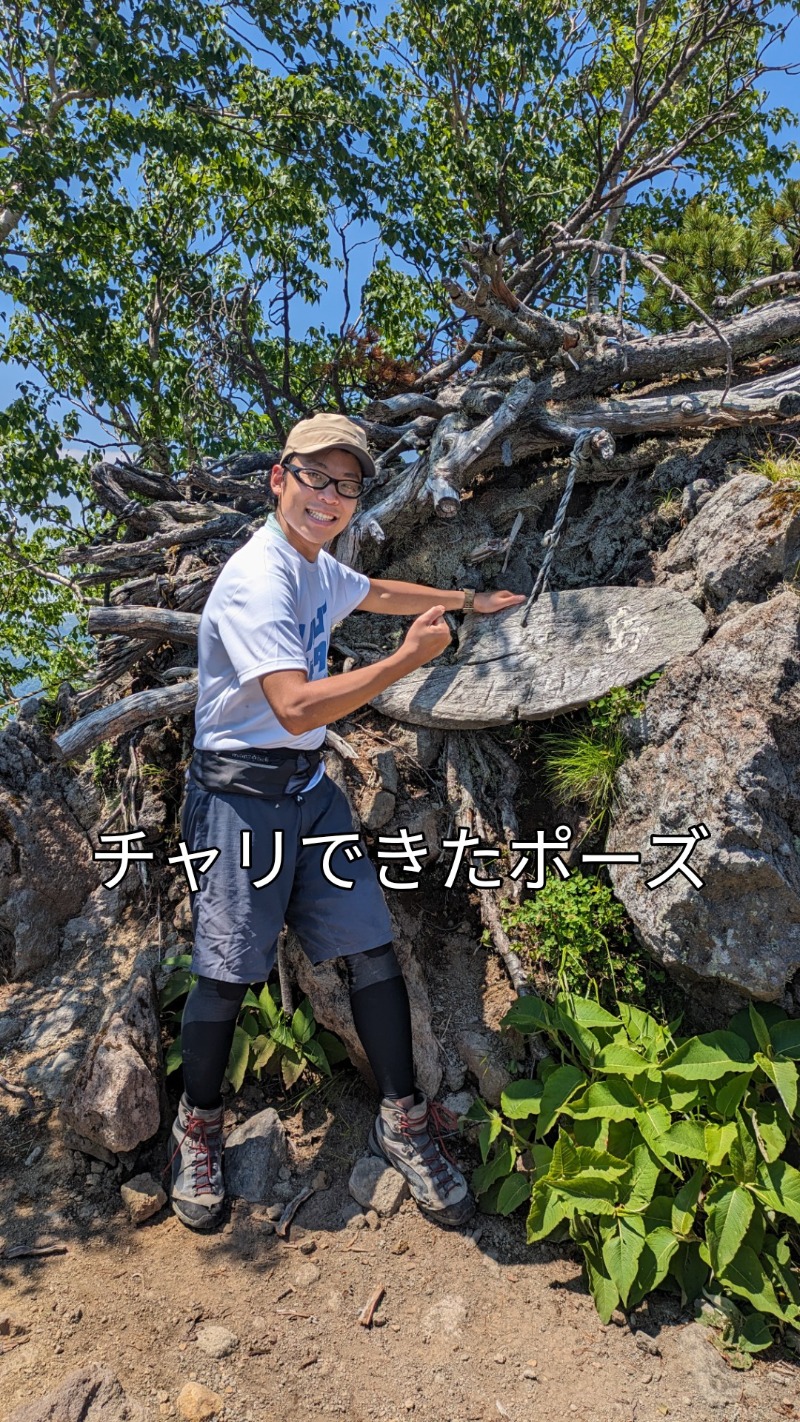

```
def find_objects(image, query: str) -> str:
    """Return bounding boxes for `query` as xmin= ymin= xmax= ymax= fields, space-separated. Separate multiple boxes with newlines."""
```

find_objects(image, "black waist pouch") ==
xmin=189 ymin=747 xmax=324 ymax=798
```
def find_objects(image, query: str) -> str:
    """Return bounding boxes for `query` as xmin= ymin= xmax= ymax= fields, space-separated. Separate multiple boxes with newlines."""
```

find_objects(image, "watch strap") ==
xmin=462 ymin=587 xmax=475 ymax=612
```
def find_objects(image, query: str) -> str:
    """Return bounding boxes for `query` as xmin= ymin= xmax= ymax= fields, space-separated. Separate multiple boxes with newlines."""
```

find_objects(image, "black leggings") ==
xmin=181 ymin=942 xmax=415 ymax=1109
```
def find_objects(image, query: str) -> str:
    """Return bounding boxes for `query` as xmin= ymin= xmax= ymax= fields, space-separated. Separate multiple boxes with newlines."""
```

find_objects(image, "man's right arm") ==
xmin=260 ymin=605 xmax=450 ymax=736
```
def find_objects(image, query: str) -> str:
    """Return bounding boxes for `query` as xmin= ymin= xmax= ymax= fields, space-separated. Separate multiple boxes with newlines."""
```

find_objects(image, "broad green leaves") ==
xmin=471 ymin=989 xmax=800 ymax=1351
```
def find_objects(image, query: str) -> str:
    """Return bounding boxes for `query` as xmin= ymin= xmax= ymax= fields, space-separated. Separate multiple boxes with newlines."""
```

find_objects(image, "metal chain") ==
xmin=520 ymin=427 xmax=614 ymax=627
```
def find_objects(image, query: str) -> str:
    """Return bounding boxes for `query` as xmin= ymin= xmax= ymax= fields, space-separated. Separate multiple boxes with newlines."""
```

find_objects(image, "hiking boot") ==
xmin=167 ymin=1093 xmax=225 ymax=1231
xmin=368 ymin=1093 xmax=475 ymax=1228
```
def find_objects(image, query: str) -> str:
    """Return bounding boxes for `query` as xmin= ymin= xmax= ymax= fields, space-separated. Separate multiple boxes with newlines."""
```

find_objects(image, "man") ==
xmin=169 ymin=412 xmax=524 ymax=1232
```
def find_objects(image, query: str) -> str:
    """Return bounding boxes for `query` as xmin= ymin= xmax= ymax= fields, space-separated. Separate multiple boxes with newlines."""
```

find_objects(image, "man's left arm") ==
xmin=356 ymin=577 xmax=525 ymax=616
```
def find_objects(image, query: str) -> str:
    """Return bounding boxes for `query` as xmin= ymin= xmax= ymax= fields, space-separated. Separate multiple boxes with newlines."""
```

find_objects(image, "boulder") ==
xmin=370 ymin=587 xmax=707 ymax=728
xmin=6 ymin=1365 xmax=142 ymax=1422
xmin=223 ymin=1108 xmax=288 ymax=1202
xmin=657 ymin=471 xmax=800 ymax=612
xmin=456 ymin=1028 xmax=512 ymax=1107
xmin=0 ymin=721 xmax=102 ymax=977
xmin=608 ymin=592 xmax=800 ymax=999
xmin=61 ymin=952 xmax=163 ymax=1154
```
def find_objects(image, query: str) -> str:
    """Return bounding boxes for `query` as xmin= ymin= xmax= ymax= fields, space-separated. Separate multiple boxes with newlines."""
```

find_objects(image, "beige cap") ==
xmin=281 ymin=413 xmax=375 ymax=482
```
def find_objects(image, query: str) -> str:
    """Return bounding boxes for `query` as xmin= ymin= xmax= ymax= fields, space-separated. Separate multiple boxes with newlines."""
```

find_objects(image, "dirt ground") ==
xmin=1 ymin=1060 xmax=799 ymax=1422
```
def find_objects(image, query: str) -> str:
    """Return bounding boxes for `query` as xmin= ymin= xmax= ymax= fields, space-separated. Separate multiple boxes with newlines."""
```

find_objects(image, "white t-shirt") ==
xmin=193 ymin=515 xmax=370 ymax=751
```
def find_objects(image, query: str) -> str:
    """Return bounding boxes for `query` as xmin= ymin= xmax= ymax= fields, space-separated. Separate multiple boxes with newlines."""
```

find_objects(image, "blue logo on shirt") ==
xmin=299 ymin=601 xmax=328 ymax=678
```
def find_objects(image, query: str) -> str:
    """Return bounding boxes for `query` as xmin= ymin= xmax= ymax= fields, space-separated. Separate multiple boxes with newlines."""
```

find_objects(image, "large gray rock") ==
xmin=657 ymin=471 xmax=800 ymax=612
xmin=6 ymin=1365 xmax=142 ymax=1422
xmin=608 ymin=592 xmax=800 ymax=999
xmin=60 ymin=953 xmax=162 ymax=1153
xmin=370 ymin=586 xmax=707 ymax=728
xmin=0 ymin=721 xmax=102 ymax=977
xmin=223 ymin=1108 xmax=288 ymax=1202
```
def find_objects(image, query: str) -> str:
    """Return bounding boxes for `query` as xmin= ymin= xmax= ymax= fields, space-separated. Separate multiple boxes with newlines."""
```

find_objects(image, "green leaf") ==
xmin=536 ymin=1065 xmax=586 ymax=1138
xmin=317 ymin=1030 xmax=349 ymax=1065
xmin=251 ymin=1035 xmax=282 ymax=1072
xmin=501 ymin=996 xmax=551 ymax=1034
xmin=626 ymin=1227 xmax=679 ymax=1309
xmin=496 ymin=1172 xmax=533 ymax=1216
xmin=583 ymin=1245 xmax=621 ymax=1324
xmin=755 ymin=1052 xmax=798 ymax=1117
xmin=749 ymin=1102 xmax=791 ymax=1163
xmin=706 ymin=1186 xmax=756 ymax=1274
xmin=748 ymin=1003 xmax=773 ymax=1055
xmin=281 ymin=1048 xmax=305 ymax=1090
xmin=472 ymin=1144 xmax=516 ymax=1198
xmin=672 ymin=1165 xmax=704 ymax=1238
xmin=158 ymin=969 xmax=195 ymax=1008
xmin=660 ymin=1120 xmax=707 ymax=1160
xmin=566 ymin=1078 xmax=640 ymax=1122
xmin=291 ymin=996 xmax=316 ymax=1046
xmin=771 ymin=1018 xmax=800 ymax=1059
xmin=164 ymin=1033 xmax=183 ymax=1075
xmin=636 ymin=1104 xmax=683 ymax=1176
xmin=463 ymin=1097 xmax=493 ymax=1124
xmin=242 ymin=988 xmax=261 ymax=1009
xmin=301 ymin=1037 xmax=332 ymax=1077
xmin=478 ymin=1112 xmax=504 ymax=1164
xmin=527 ymin=1182 xmax=569 ymax=1243
xmin=730 ymin=1116 xmax=758 ymax=1185
xmin=225 ymin=1024 xmax=251 ymax=1093
xmin=500 ymin=1079 xmax=543 ymax=1119
xmin=557 ymin=994 xmax=620 ymax=1030
xmin=752 ymin=1159 xmax=800 ymax=1224
xmin=737 ymin=1312 xmax=773 ymax=1354
xmin=718 ymin=1244 xmax=793 ymax=1322
xmin=258 ymin=984 xmax=281 ymax=1026
xmin=713 ymin=1073 xmax=752 ymax=1120
xmin=602 ymin=1215 xmax=648 ymax=1306
xmin=594 ymin=1043 xmax=649 ymax=1076
xmin=662 ymin=1031 xmax=752 ymax=1081
xmin=270 ymin=1020 xmax=297 ymax=1051
xmin=704 ymin=1121 xmax=737 ymax=1168
xmin=622 ymin=1143 xmax=662 ymax=1210
xmin=671 ymin=1242 xmax=709 ymax=1305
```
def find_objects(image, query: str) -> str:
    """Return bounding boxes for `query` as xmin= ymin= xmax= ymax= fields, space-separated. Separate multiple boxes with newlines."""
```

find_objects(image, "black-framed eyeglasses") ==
xmin=282 ymin=461 xmax=364 ymax=500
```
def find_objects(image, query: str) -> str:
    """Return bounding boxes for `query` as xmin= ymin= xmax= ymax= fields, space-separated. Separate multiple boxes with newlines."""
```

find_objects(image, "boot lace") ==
xmin=396 ymin=1100 xmax=461 ymax=1188
xmin=165 ymin=1109 xmax=223 ymax=1193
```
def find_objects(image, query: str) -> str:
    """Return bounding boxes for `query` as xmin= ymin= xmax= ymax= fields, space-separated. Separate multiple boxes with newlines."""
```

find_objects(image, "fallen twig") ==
xmin=275 ymin=1185 xmax=315 ymax=1238
xmin=0 ymin=1244 xmax=68 ymax=1261
xmin=358 ymin=1283 xmax=385 ymax=1328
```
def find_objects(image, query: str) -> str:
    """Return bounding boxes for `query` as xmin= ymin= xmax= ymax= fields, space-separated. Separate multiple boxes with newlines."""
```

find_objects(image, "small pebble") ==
xmin=23 ymin=1146 xmax=43 ymax=1168
xmin=265 ymin=1204 xmax=283 ymax=1221
xmin=523 ymin=1368 xmax=537 ymax=1381
xmin=299 ymin=1239 xmax=316 ymax=1255
xmin=494 ymin=1353 xmax=506 ymax=1364
xmin=365 ymin=1210 xmax=380 ymax=1231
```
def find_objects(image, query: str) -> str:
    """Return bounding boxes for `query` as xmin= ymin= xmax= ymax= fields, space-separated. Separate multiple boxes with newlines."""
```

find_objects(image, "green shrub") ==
xmin=466 ymin=991 xmax=800 ymax=1364
xmin=159 ymin=955 xmax=349 ymax=1092
xmin=91 ymin=740 xmax=120 ymax=790
xmin=500 ymin=872 xmax=668 ymax=1010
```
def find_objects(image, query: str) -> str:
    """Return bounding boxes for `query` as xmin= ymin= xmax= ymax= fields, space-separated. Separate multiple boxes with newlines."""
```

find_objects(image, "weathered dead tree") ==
xmin=47 ymin=277 xmax=800 ymax=997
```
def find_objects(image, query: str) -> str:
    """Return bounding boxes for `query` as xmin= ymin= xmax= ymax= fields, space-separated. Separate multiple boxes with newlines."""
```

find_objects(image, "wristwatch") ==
xmin=461 ymin=588 xmax=476 ymax=613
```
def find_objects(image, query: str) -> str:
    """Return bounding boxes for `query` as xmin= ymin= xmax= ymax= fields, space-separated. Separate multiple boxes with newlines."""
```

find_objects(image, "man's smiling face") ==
xmin=269 ymin=446 xmax=362 ymax=560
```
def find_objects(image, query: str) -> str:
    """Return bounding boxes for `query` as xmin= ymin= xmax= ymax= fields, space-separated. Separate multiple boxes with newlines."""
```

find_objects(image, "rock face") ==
xmin=608 ymin=592 xmax=800 ymax=1000
xmin=223 ymin=1108 xmax=288 ymax=1202
xmin=370 ymin=587 xmax=707 ymax=728
xmin=6 ymin=1365 xmax=142 ymax=1422
xmin=657 ymin=471 xmax=800 ymax=613
xmin=0 ymin=721 xmax=102 ymax=977
xmin=61 ymin=952 xmax=163 ymax=1155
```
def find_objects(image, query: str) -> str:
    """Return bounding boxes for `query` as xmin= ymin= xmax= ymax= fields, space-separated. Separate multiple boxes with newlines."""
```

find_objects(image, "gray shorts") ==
xmin=180 ymin=772 xmax=393 ymax=983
